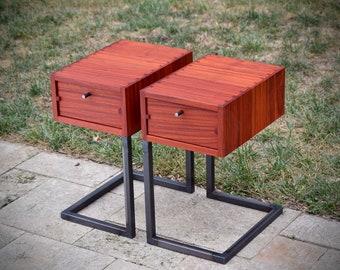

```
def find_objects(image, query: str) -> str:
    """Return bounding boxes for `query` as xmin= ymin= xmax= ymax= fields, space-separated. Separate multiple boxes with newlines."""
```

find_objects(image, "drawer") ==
xmin=56 ymin=82 xmax=122 ymax=128
xmin=51 ymin=40 xmax=192 ymax=136
xmin=145 ymin=98 xmax=218 ymax=150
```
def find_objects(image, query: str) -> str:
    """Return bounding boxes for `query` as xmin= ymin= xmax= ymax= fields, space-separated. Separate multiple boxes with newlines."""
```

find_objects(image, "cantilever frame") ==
xmin=61 ymin=136 xmax=195 ymax=238
xmin=142 ymin=141 xmax=283 ymax=264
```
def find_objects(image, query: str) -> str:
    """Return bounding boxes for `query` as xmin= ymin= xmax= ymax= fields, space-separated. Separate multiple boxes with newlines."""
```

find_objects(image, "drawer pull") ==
xmin=82 ymin=92 xmax=91 ymax=99
xmin=174 ymin=110 xmax=184 ymax=117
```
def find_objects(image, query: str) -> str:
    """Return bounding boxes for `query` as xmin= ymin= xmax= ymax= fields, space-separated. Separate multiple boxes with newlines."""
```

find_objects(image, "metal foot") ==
xmin=61 ymin=136 xmax=136 ymax=238
xmin=142 ymin=140 xmax=283 ymax=264
xmin=61 ymin=137 xmax=195 ymax=238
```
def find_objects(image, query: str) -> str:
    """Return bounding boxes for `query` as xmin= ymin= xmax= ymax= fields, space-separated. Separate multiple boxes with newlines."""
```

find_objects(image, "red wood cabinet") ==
xmin=141 ymin=55 xmax=285 ymax=157
xmin=51 ymin=39 xmax=192 ymax=136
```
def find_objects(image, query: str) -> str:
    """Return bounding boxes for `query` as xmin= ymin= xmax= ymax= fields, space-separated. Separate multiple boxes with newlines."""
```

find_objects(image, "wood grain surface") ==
xmin=51 ymin=39 xmax=192 ymax=136
xmin=141 ymin=54 xmax=285 ymax=157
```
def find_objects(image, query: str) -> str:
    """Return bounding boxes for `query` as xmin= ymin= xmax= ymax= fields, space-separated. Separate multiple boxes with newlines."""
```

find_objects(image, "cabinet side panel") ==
xmin=271 ymin=68 xmax=285 ymax=120
xmin=222 ymin=98 xmax=242 ymax=157
xmin=123 ymin=84 xmax=141 ymax=136
xmin=221 ymin=68 xmax=285 ymax=157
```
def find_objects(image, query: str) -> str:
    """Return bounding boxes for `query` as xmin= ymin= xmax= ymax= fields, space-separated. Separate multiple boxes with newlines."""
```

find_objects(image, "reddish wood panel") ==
xmin=146 ymin=99 xmax=218 ymax=150
xmin=57 ymin=82 xmax=122 ymax=128
xmin=141 ymin=54 xmax=285 ymax=157
xmin=51 ymin=39 xmax=192 ymax=136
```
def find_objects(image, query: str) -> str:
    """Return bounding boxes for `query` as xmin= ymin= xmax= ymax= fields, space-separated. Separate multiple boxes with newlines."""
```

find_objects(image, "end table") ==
xmin=140 ymin=54 xmax=285 ymax=263
xmin=51 ymin=39 xmax=193 ymax=238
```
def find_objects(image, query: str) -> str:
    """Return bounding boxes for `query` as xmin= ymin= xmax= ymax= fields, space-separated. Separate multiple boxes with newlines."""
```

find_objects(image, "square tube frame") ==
xmin=61 ymin=136 xmax=195 ymax=238
xmin=142 ymin=141 xmax=282 ymax=264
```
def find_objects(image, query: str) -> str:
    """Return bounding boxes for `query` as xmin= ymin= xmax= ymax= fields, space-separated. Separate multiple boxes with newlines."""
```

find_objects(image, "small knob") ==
xmin=174 ymin=110 xmax=184 ymax=117
xmin=82 ymin=92 xmax=91 ymax=99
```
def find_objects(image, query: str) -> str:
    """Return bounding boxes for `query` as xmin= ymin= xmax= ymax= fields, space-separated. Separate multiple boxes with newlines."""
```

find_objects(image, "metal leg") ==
xmin=206 ymin=155 xmax=215 ymax=197
xmin=142 ymin=141 xmax=157 ymax=243
xmin=205 ymin=155 xmax=283 ymax=261
xmin=61 ymin=138 xmax=194 ymax=238
xmin=142 ymin=141 xmax=283 ymax=264
xmin=141 ymin=142 xmax=196 ymax=242
xmin=61 ymin=136 xmax=136 ymax=238
xmin=122 ymin=136 xmax=136 ymax=238
xmin=185 ymin=150 xmax=195 ymax=193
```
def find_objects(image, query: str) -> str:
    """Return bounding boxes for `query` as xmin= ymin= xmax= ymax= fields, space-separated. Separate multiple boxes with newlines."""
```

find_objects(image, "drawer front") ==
xmin=56 ymin=82 xmax=122 ymax=128
xmin=146 ymin=99 xmax=218 ymax=150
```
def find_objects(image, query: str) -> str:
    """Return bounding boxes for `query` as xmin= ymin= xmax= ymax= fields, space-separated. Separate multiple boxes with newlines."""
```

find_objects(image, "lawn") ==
xmin=0 ymin=0 xmax=339 ymax=219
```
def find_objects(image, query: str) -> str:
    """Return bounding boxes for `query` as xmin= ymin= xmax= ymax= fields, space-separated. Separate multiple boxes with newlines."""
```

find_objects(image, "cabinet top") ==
xmin=142 ymin=54 xmax=284 ymax=110
xmin=51 ymin=39 xmax=192 ymax=91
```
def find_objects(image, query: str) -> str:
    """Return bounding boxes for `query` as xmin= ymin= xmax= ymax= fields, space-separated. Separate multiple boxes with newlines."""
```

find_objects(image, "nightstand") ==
xmin=140 ymin=54 xmax=285 ymax=263
xmin=51 ymin=39 xmax=193 ymax=238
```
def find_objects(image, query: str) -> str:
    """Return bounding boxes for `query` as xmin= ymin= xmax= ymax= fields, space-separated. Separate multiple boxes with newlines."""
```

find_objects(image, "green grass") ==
xmin=0 ymin=97 xmax=35 ymax=135
xmin=0 ymin=0 xmax=339 ymax=219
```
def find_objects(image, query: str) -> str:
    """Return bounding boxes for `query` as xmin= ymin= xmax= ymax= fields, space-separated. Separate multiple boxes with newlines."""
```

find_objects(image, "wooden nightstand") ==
xmin=140 ymin=55 xmax=285 ymax=263
xmin=141 ymin=54 xmax=285 ymax=157
xmin=51 ymin=39 xmax=192 ymax=136
xmin=51 ymin=40 xmax=193 ymax=238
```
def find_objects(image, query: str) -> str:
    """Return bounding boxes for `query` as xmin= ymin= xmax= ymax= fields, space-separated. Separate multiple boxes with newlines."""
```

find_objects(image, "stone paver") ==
xmin=0 ymin=140 xmax=39 ymax=174
xmin=238 ymin=208 xmax=301 ymax=259
xmin=0 ymin=224 xmax=25 ymax=249
xmin=74 ymin=229 xmax=186 ymax=269
xmin=78 ymin=190 xmax=126 ymax=222
xmin=311 ymin=249 xmax=340 ymax=270
xmin=110 ymin=186 xmax=267 ymax=253
xmin=251 ymin=236 xmax=327 ymax=270
xmin=1 ymin=140 xmax=339 ymax=270
xmin=0 ymin=178 xmax=94 ymax=243
xmin=105 ymin=259 xmax=153 ymax=270
xmin=178 ymin=255 xmax=254 ymax=270
xmin=281 ymin=214 xmax=340 ymax=250
xmin=0 ymin=233 xmax=115 ymax=270
xmin=0 ymin=169 xmax=47 ymax=208
xmin=17 ymin=152 xmax=120 ymax=187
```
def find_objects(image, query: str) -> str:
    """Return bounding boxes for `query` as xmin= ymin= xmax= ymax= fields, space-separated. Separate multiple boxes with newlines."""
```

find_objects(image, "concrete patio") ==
xmin=0 ymin=139 xmax=339 ymax=269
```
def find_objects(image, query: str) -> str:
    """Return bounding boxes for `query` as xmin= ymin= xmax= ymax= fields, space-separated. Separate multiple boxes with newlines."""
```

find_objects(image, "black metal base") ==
xmin=142 ymin=141 xmax=283 ymax=264
xmin=61 ymin=136 xmax=194 ymax=238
